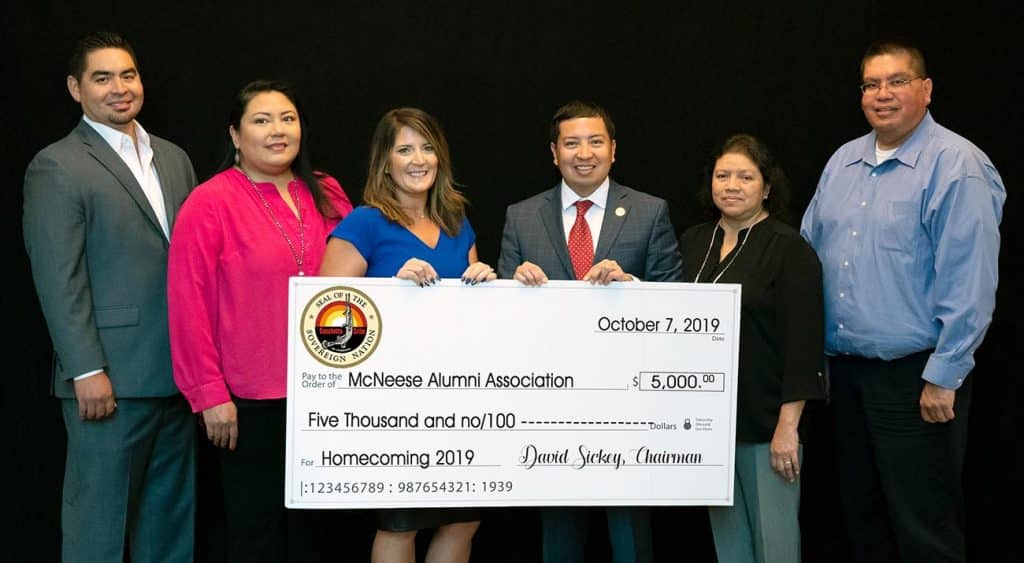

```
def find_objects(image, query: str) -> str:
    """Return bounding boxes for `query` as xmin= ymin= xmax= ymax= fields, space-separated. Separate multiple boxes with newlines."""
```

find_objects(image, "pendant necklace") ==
xmin=238 ymin=167 xmax=306 ymax=276
xmin=693 ymin=212 xmax=765 ymax=283
xmin=403 ymin=207 xmax=427 ymax=220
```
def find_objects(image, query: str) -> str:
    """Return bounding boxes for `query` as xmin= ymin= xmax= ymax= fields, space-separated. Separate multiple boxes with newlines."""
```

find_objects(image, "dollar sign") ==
xmin=632 ymin=375 xmax=640 ymax=388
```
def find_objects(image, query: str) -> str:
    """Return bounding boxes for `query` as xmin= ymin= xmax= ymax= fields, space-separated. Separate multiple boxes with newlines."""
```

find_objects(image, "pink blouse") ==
xmin=168 ymin=168 xmax=353 ymax=412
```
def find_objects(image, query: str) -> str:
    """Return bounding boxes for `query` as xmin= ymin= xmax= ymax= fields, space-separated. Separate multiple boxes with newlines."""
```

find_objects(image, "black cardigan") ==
xmin=679 ymin=216 xmax=827 ymax=442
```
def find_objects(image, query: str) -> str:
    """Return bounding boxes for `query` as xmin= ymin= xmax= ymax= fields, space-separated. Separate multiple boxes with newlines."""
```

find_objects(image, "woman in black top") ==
xmin=679 ymin=134 xmax=826 ymax=563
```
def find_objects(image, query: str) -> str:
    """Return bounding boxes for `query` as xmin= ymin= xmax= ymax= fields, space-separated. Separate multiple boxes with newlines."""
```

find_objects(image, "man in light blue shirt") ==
xmin=801 ymin=40 xmax=1004 ymax=563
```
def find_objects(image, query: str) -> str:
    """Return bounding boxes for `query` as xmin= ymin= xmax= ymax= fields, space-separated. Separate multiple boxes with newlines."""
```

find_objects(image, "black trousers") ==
xmin=829 ymin=351 xmax=971 ymax=563
xmin=217 ymin=398 xmax=336 ymax=563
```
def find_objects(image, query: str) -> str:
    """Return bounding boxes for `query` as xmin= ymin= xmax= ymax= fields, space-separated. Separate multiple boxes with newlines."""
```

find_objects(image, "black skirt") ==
xmin=376 ymin=508 xmax=480 ymax=532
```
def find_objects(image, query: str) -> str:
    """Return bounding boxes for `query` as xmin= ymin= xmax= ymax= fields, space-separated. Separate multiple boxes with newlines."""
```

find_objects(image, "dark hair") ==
xmin=217 ymin=80 xmax=336 ymax=218
xmin=549 ymin=100 xmax=616 ymax=144
xmin=860 ymin=39 xmax=928 ymax=79
xmin=363 ymin=108 xmax=467 ymax=236
xmin=698 ymin=134 xmax=791 ymax=224
xmin=68 ymin=31 xmax=138 ymax=81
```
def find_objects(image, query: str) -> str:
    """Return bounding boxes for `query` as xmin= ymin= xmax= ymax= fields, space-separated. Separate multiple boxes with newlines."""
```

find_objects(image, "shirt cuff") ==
xmin=184 ymin=379 xmax=234 ymax=413
xmin=73 ymin=369 xmax=105 ymax=381
xmin=921 ymin=353 xmax=973 ymax=390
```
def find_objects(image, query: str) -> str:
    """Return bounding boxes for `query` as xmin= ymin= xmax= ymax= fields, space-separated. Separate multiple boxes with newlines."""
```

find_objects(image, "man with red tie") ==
xmin=497 ymin=100 xmax=683 ymax=563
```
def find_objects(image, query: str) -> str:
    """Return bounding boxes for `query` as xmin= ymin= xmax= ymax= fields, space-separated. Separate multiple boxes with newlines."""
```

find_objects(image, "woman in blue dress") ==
xmin=319 ymin=107 xmax=493 ymax=562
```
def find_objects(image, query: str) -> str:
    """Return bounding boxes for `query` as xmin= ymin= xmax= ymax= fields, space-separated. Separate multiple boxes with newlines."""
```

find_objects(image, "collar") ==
xmin=560 ymin=178 xmax=610 ymax=211
xmin=82 ymin=115 xmax=151 ymax=153
xmin=847 ymin=111 xmax=935 ymax=169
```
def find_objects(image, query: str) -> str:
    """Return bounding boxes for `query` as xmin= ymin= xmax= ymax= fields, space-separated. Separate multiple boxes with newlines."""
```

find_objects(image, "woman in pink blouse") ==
xmin=167 ymin=80 xmax=352 ymax=562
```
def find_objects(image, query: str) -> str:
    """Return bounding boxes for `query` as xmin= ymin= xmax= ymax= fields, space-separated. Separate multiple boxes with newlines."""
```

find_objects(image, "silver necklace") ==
xmin=238 ymin=167 xmax=306 ymax=276
xmin=693 ymin=212 xmax=765 ymax=283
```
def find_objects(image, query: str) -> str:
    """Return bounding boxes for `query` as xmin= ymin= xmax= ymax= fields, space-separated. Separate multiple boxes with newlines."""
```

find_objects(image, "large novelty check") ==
xmin=285 ymin=278 xmax=740 ymax=508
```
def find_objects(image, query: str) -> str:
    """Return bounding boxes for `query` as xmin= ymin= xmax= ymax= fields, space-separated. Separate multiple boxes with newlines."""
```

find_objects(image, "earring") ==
xmin=234 ymin=149 xmax=240 ymax=166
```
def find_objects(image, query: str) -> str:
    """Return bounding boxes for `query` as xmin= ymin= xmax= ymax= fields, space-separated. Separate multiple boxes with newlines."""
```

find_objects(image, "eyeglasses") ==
xmin=860 ymin=76 xmax=924 ymax=95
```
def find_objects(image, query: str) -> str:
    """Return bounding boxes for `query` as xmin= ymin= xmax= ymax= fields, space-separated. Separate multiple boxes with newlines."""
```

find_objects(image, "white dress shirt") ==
xmin=560 ymin=178 xmax=610 ymax=252
xmin=83 ymin=115 xmax=169 ymax=237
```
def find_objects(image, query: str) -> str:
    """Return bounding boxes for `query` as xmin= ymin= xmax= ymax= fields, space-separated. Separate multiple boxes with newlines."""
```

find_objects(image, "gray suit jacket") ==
xmin=23 ymin=119 xmax=196 ymax=398
xmin=498 ymin=180 xmax=682 ymax=282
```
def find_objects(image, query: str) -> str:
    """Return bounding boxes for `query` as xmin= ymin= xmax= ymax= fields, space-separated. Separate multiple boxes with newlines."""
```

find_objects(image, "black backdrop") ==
xmin=5 ymin=2 xmax=1019 ymax=561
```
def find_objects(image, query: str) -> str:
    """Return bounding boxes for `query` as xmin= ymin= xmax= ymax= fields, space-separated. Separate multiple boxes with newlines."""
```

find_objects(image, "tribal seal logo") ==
xmin=301 ymin=286 xmax=382 ymax=367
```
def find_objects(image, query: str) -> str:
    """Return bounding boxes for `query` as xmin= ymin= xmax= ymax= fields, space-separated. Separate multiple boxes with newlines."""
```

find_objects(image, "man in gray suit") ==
xmin=498 ymin=100 xmax=682 ymax=563
xmin=23 ymin=32 xmax=197 ymax=563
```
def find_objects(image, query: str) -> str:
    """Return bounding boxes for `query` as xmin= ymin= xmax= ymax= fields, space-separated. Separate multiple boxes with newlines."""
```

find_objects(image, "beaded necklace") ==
xmin=693 ymin=211 xmax=766 ymax=284
xmin=238 ymin=167 xmax=306 ymax=276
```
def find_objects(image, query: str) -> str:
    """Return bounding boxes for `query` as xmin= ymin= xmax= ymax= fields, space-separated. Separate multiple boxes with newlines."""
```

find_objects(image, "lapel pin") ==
xmin=615 ymin=207 xmax=626 ymax=217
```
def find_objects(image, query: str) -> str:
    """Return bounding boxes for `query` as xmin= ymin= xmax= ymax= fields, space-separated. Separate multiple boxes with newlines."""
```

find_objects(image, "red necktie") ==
xmin=568 ymin=200 xmax=594 ymax=280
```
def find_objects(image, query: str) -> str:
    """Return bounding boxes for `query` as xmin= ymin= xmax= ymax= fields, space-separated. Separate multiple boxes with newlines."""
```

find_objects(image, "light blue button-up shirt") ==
xmin=801 ymin=112 xmax=1005 ymax=390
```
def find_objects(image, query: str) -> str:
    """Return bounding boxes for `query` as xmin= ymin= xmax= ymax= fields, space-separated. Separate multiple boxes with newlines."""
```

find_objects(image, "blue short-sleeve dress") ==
xmin=331 ymin=206 xmax=475 ymax=278
xmin=329 ymin=205 xmax=480 ymax=530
